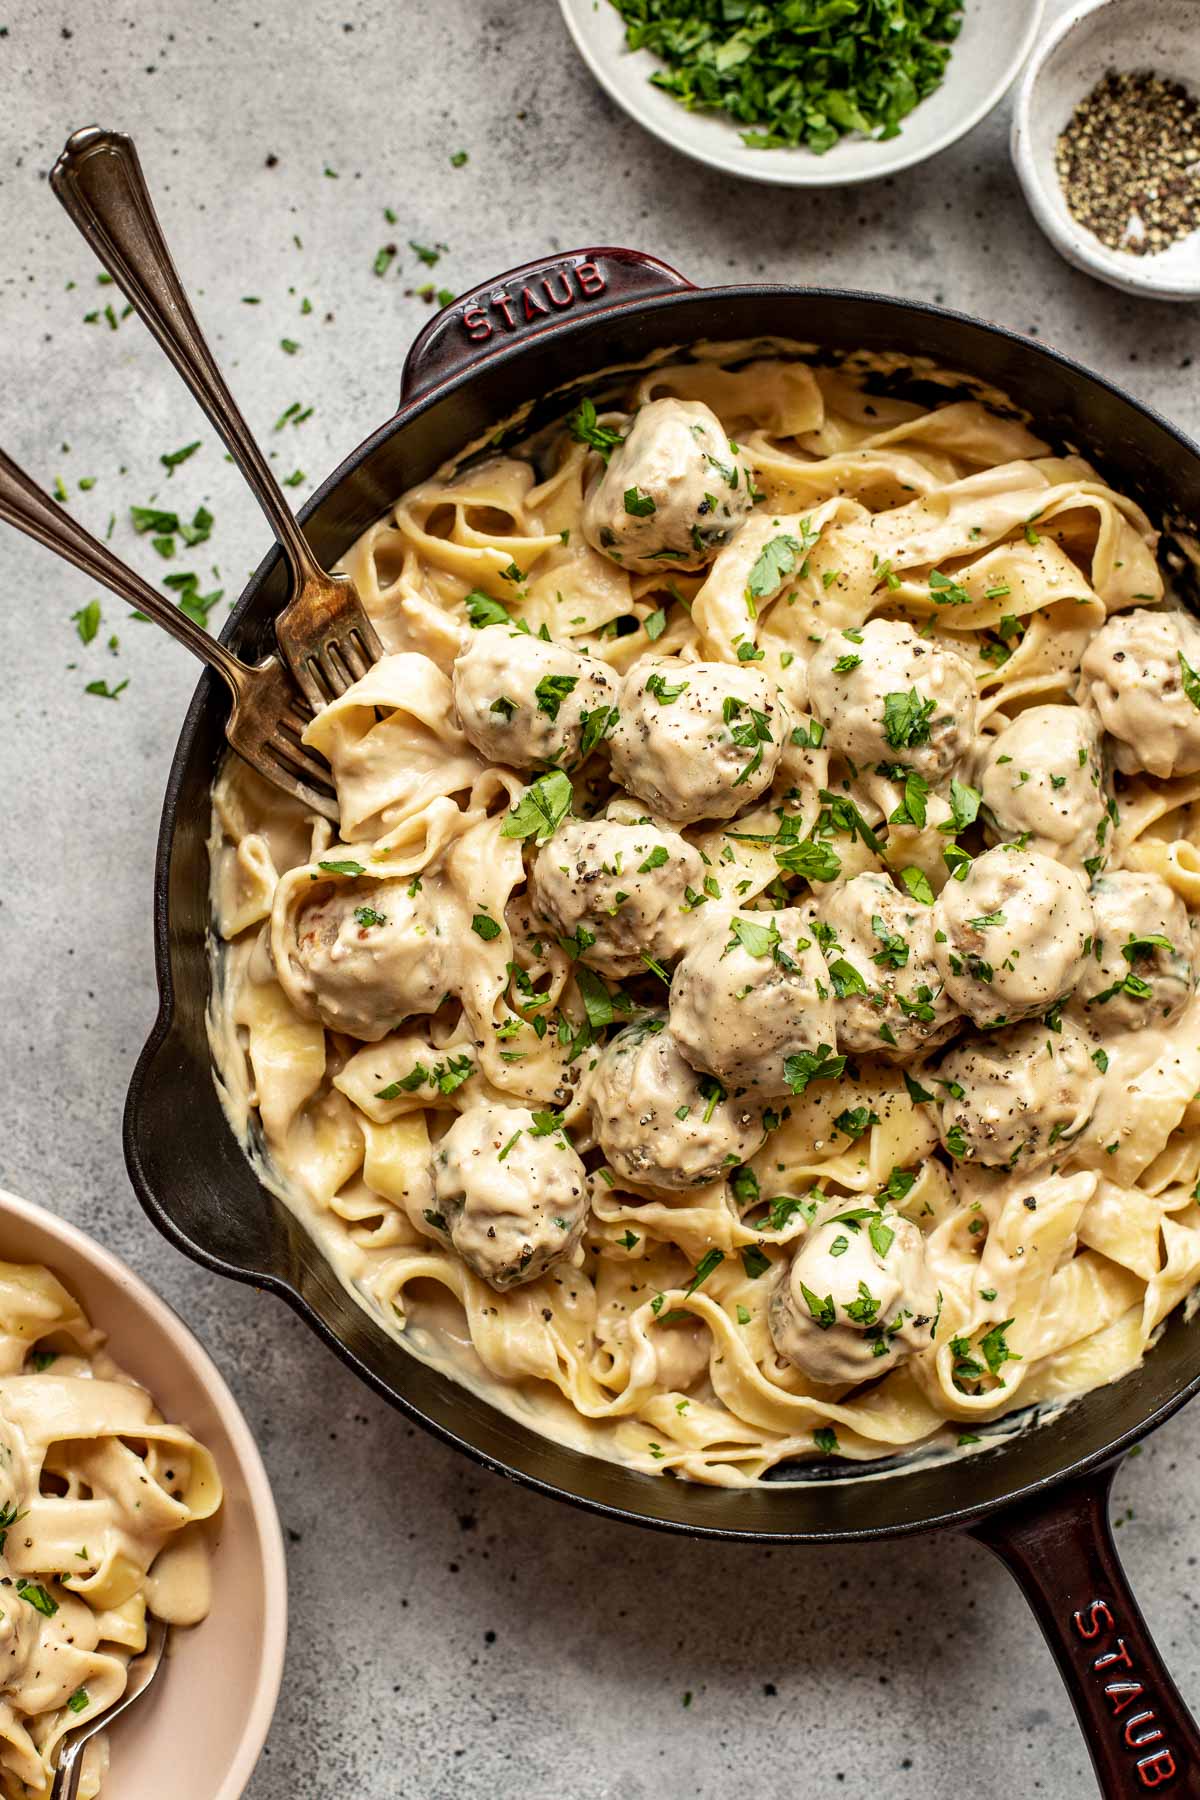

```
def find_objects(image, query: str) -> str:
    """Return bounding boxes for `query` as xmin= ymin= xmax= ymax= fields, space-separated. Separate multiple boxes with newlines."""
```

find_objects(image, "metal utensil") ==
xmin=50 ymin=125 xmax=384 ymax=714
xmin=50 ymin=1614 xmax=169 ymax=1800
xmin=0 ymin=446 xmax=337 ymax=819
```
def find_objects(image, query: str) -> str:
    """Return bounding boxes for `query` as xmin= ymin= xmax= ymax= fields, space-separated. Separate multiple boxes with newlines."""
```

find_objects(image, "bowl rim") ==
xmin=1010 ymin=0 xmax=1200 ymax=300
xmin=127 ymin=273 xmax=1200 ymax=1544
xmin=0 ymin=1184 xmax=287 ymax=1799
xmin=557 ymin=0 xmax=1047 ymax=188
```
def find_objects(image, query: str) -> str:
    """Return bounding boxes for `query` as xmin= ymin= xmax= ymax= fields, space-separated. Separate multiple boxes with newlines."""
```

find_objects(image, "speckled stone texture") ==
xmin=1 ymin=2 xmax=1198 ymax=1795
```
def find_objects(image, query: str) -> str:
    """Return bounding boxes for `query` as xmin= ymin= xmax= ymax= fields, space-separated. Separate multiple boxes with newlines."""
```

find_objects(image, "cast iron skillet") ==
xmin=125 ymin=248 xmax=1200 ymax=1794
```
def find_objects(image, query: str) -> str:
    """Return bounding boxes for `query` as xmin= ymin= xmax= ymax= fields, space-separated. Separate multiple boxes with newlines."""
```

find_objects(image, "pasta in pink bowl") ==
xmin=0 ymin=1188 xmax=284 ymax=1800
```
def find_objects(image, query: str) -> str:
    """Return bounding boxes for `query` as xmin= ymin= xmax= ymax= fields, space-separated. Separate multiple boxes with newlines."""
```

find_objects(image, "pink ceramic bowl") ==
xmin=0 ymin=1187 xmax=286 ymax=1799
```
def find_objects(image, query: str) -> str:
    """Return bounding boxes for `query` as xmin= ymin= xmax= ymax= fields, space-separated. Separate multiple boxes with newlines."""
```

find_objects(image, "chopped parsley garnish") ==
xmin=160 ymin=440 xmax=201 ymax=475
xmin=1180 ymin=651 xmax=1200 ymax=713
xmin=638 ymin=845 xmax=669 ymax=873
xmin=500 ymin=769 xmax=572 ymax=842
xmin=624 ymin=486 xmax=657 ymax=517
xmin=568 ymin=398 xmax=625 ymax=463
xmin=610 ymin=1 xmax=964 ymax=154
xmin=72 ymin=599 xmax=101 ymax=645
xmin=645 ymin=671 xmax=689 ymax=703
xmin=685 ymin=1248 xmax=725 ymax=1296
xmin=16 ymin=1580 xmax=57 ymax=1618
xmin=800 ymin=1283 xmax=836 ymax=1330
xmin=947 ymin=777 xmax=982 ymax=832
xmin=578 ymin=704 xmax=619 ymax=758
xmin=67 ymin=1686 xmax=90 ymax=1713
xmin=882 ymin=688 xmax=937 ymax=750
xmin=745 ymin=533 xmax=802 ymax=616
xmin=465 ymin=591 xmax=512 ymax=629
xmin=783 ymin=1044 xmax=846 ymax=1096
xmin=900 ymin=867 xmax=934 ymax=905
xmin=928 ymin=567 xmax=970 ymax=606
xmin=827 ymin=957 xmax=868 ymax=998
xmin=980 ymin=1319 xmax=1020 ymax=1378
xmin=813 ymin=1426 xmax=839 ymax=1455
xmin=534 ymin=673 xmax=579 ymax=721
xmin=471 ymin=913 xmax=502 ymax=941
xmin=834 ymin=1106 xmax=879 ymax=1141
xmin=353 ymin=905 xmax=388 ymax=930
xmin=318 ymin=859 xmax=366 ymax=876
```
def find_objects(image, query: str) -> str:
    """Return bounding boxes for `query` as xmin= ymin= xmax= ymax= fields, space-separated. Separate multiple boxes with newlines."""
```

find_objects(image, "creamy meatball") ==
xmin=1079 ymin=607 xmax=1200 ymax=779
xmin=1073 ymin=870 xmax=1195 ymax=1032
xmin=529 ymin=817 xmax=703 ymax=978
xmin=608 ymin=657 xmax=790 ymax=823
xmin=935 ymin=1017 xmax=1102 ymax=1170
xmin=807 ymin=618 xmax=977 ymax=781
xmin=431 ymin=1104 xmax=588 ymax=1290
xmin=281 ymin=877 xmax=447 ymax=1041
xmin=816 ymin=871 xmax=961 ymax=1059
xmin=669 ymin=907 xmax=836 ymax=1096
xmin=452 ymin=623 xmax=617 ymax=769
xmin=589 ymin=1017 xmax=763 ymax=1191
xmin=582 ymin=398 xmax=754 ymax=573
xmin=932 ymin=847 xmax=1093 ymax=1028
xmin=976 ymin=704 xmax=1108 ymax=871
xmin=768 ymin=1201 xmax=938 ymax=1386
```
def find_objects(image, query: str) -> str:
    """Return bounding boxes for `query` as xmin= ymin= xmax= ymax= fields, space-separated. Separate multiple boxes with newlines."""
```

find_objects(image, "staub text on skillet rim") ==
xmin=124 ymin=249 xmax=1200 ymax=1795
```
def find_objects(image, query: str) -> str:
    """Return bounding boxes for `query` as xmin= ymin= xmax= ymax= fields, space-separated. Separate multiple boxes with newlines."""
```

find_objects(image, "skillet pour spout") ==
xmin=123 ymin=244 xmax=1200 ymax=1795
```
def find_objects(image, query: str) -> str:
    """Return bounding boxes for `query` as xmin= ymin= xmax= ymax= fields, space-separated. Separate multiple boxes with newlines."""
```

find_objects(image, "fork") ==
xmin=0 ymin=445 xmax=338 ymax=820
xmin=50 ymin=125 xmax=384 ymax=715
xmin=50 ymin=1614 xmax=168 ymax=1799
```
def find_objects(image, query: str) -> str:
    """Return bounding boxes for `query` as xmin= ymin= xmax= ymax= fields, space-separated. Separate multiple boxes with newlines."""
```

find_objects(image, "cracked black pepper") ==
xmin=1055 ymin=69 xmax=1200 ymax=256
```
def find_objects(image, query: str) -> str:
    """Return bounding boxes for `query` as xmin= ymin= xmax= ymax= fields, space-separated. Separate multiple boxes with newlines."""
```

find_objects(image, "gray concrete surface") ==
xmin=2 ymin=2 xmax=1198 ymax=1795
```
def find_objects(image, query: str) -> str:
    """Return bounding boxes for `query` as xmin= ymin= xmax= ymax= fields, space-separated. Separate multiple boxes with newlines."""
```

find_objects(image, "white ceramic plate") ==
xmin=1011 ymin=0 xmax=1200 ymax=299
xmin=0 ymin=1188 xmax=286 ymax=1800
xmin=559 ymin=0 xmax=1046 ymax=187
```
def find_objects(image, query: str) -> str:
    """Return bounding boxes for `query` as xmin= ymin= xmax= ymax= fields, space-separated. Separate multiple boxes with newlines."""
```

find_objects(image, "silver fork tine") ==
xmin=50 ymin=126 xmax=383 ymax=709
xmin=0 ymin=443 xmax=340 ymax=824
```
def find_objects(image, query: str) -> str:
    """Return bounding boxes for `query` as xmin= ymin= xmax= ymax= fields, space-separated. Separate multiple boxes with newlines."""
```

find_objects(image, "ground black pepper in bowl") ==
xmin=1055 ymin=69 xmax=1200 ymax=255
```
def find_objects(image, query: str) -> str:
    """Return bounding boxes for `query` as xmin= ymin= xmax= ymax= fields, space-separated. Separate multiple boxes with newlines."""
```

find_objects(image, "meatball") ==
xmin=669 ymin=907 xmax=836 ymax=1096
xmin=1078 ymin=607 xmax=1200 ymax=778
xmin=816 ymin=871 xmax=961 ymax=1059
xmin=608 ymin=657 xmax=790 ymax=823
xmin=935 ymin=1017 xmax=1103 ymax=1170
xmin=807 ymin=618 xmax=977 ymax=782
xmin=976 ymin=704 xmax=1108 ymax=871
xmin=452 ymin=623 xmax=617 ymax=769
xmin=278 ymin=876 xmax=447 ymax=1041
xmin=529 ymin=817 xmax=703 ymax=979
xmin=1073 ymin=870 xmax=1195 ymax=1032
xmin=431 ymin=1104 xmax=588 ymax=1290
xmin=932 ymin=847 xmax=1093 ymax=1029
xmin=581 ymin=398 xmax=754 ymax=573
xmin=768 ymin=1202 xmax=939 ymax=1386
xmin=588 ymin=1016 xmax=763 ymax=1191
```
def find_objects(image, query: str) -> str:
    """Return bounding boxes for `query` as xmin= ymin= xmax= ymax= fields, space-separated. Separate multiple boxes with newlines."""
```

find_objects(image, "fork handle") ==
xmin=50 ymin=126 xmax=327 ymax=596
xmin=0 ymin=445 xmax=246 ymax=690
xmin=49 ymin=1738 xmax=84 ymax=1800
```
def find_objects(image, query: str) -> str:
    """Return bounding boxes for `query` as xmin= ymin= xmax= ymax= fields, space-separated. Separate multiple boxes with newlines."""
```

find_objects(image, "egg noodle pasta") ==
xmin=0 ymin=1262 xmax=219 ymax=1799
xmin=209 ymin=341 xmax=1200 ymax=1487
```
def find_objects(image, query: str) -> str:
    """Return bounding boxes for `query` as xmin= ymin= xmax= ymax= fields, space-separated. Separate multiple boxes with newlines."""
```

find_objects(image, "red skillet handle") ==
xmin=399 ymin=246 xmax=695 ymax=406
xmin=969 ymin=1461 xmax=1200 ymax=1795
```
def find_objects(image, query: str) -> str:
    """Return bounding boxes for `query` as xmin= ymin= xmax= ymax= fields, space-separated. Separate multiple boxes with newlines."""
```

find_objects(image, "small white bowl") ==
xmin=559 ymin=0 xmax=1045 ymax=187
xmin=1012 ymin=0 xmax=1200 ymax=299
xmin=0 ymin=1188 xmax=286 ymax=1800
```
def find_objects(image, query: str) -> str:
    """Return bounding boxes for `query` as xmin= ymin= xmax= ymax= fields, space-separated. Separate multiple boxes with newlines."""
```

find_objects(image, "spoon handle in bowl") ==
xmin=0 ymin=444 xmax=245 ymax=689
xmin=49 ymin=126 xmax=325 ymax=599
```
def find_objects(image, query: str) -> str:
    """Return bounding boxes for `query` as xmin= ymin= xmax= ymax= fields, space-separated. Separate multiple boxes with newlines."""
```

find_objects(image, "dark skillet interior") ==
xmin=126 ymin=284 xmax=1200 ymax=1542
